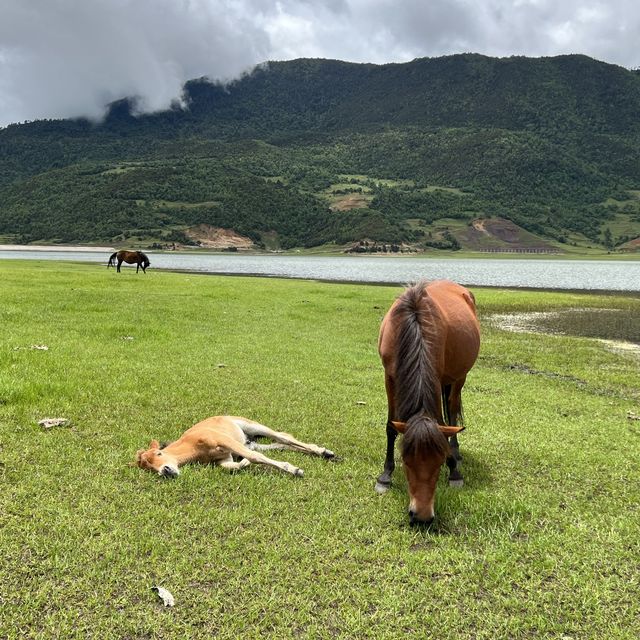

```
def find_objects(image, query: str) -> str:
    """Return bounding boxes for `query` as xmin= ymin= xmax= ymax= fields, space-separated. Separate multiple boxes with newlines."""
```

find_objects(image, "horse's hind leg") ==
xmin=247 ymin=442 xmax=290 ymax=453
xmin=234 ymin=419 xmax=334 ymax=459
xmin=445 ymin=380 xmax=466 ymax=487
xmin=443 ymin=381 xmax=464 ymax=461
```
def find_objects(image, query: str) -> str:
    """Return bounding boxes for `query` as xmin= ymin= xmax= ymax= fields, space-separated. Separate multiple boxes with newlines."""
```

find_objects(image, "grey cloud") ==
xmin=0 ymin=0 xmax=270 ymax=125
xmin=1 ymin=0 xmax=638 ymax=127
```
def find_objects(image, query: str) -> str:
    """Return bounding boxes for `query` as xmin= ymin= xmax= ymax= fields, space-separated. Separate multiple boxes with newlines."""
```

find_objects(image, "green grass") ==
xmin=1 ymin=261 xmax=639 ymax=638
xmin=602 ymin=212 xmax=640 ymax=240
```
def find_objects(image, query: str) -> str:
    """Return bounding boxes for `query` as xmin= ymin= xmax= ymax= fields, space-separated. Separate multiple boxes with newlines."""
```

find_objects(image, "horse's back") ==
xmin=183 ymin=416 xmax=246 ymax=444
xmin=427 ymin=280 xmax=480 ymax=381
xmin=379 ymin=279 xmax=479 ymax=381
xmin=116 ymin=250 xmax=142 ymax=263
xmin=426 ymin=280 xmax=477 ymax=324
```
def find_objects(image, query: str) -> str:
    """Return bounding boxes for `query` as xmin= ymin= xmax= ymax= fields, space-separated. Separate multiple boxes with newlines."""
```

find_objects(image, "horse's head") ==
xmin=135 ymin=440 xmax=179 ymax=478
xmin=394 ymin=417 xmax=464 ymax=525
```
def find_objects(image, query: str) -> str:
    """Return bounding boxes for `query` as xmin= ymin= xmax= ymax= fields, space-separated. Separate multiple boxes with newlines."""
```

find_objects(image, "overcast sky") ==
xmin=1 ymin=0 xmax=638 ymax=127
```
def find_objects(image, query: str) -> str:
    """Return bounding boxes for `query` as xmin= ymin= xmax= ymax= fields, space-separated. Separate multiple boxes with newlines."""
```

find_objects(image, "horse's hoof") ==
xmin=449 ymin=479 xmax=464 ymax=488
xmin=322 ymin=449 xmax=336 ymax=459
xmin=374 ymin=481 xmax=390 ymax=494
xmin=294 ymin=468 xmax=304 ymax=477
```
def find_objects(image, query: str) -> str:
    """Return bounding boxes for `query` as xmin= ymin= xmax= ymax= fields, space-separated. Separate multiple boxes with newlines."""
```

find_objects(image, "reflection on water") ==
xmin=536 ymin=308 xmax=640 ymax=343
xmin=490 ymin=308 xmax=640 ymax=344
xmin=2 ymin=250 xmax=640 ymax=291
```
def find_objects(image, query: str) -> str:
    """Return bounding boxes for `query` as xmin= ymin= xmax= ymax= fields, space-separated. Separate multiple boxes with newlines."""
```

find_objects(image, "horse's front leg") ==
xmin=218 ymin=456 xmax=251 ymax=472
xmin=375 ymin=419 xmax=398 ymax=494
xmin=375 ymin=374 xmax=397 ymax=494
xmin=446 ymin=455 xmax=464 ymax=487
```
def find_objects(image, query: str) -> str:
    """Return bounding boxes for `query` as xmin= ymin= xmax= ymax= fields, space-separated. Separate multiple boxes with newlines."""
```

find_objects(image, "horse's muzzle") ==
xmin=409 ymin=510 xmax=434 ymax=527
xmin=159 ymin=465 xmax=179 ymax=478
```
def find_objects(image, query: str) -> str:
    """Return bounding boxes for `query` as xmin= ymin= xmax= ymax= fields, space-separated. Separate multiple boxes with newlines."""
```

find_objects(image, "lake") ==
xmin=1 ymin=249 xmax=640 ymax=291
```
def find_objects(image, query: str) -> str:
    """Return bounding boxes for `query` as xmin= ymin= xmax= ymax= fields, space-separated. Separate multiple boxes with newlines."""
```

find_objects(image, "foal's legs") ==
xmin=215 ymin=435 xmax=305 ymax=477
xmin=116 ymin=258 xmax=122 ymax=273
xmin=218 ymin=456 xmax=251 ymax=472
xmin=233 ymin=419 xmax=335 ymax=458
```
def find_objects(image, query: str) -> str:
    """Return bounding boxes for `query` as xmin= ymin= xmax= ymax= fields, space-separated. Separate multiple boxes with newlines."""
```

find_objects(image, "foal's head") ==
xmin=136 ymin=440 xmax=179 ymax=478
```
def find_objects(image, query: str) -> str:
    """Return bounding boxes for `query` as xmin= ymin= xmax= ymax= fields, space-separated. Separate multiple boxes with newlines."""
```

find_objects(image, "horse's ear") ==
xmin=438 ymin=425 xmax=465 ymax=437
xmin=391 ymin=421 xmax=407 ymax=433
xmin=149 ymin=439 xmax=160 ymax=449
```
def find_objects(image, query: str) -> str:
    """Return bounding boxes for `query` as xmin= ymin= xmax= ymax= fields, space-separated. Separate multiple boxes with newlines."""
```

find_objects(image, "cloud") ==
xmin=262 ymin=0 xmax=640 ymax=67
xmin=0 ymin=0 xmax=271 ymax=125
xmin=1 ymin=0 xmax=638 ymax=127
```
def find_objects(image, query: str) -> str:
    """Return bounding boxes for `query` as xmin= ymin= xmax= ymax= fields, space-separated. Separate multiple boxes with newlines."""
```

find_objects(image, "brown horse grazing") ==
xmin=136 ymin=416 xmax=335 ymax=478
xmin=107 ymin=250 xmax=150 ymax=273
xmin=375 ymin=279 xmax=480 ymax=526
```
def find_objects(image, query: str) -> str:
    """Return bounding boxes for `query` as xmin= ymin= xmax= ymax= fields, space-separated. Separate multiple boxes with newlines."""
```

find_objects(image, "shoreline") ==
xmin=1 ymin=243 xmax=639 ymax=261
xmin=0 ymin=244 xmax=115 ymax=253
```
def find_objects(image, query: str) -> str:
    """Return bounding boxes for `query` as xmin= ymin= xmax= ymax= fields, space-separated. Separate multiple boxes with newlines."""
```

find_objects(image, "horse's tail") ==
xmin=392 ymin=281 xmax=449 ymax=458
xmin=107 ymin=252 xmax=117 ymax=268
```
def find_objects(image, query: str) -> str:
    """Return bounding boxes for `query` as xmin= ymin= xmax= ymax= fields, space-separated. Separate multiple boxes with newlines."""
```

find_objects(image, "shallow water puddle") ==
xmin=489 ymin=308 xmax=640 ymax=358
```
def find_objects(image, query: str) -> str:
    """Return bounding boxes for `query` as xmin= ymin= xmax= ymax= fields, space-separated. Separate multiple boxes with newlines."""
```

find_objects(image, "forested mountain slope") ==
xmin=1 ymin=54 xmax=639 ymax=251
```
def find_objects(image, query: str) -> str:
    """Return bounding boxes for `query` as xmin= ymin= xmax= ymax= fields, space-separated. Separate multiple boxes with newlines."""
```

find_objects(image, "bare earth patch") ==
xmin=489 ymin=311 xmax=561 ymax=335
xmin=598 ymin=339 xmax=640 ymax=358
xmin=460 ymin=218 xmax=558 ymax=252
xmin=185 ymin=225 xmax=254 ymax=250
xmin=330 ymin=194 xmax=370 ymax=211
xmin=619 ymin=237 xmax=640 ymax=252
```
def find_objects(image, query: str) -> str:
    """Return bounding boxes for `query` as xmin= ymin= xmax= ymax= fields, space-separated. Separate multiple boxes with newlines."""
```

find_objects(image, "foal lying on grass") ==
xmin=136 ymin=415 xmax=335 ymax=478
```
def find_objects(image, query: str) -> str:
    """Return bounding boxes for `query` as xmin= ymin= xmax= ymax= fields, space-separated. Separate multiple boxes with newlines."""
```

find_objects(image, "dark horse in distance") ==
xmin=375 ymin=279 xmax=480 ymax=526
xmin=107 ymin=250 xmax=150 ymax=273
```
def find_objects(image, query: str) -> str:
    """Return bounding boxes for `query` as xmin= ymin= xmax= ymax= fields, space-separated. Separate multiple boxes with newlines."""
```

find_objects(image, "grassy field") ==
xmin=1 ymin=260 xmax=639 ymax=639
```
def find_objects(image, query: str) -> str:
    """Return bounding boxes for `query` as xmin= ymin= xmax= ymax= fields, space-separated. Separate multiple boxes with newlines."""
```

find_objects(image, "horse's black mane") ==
xmin=392 ymin=280 xmax=449 ymax=458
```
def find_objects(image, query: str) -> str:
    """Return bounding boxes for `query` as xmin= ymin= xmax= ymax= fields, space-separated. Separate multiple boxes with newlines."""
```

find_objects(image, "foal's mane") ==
xmin=392 ymin=280 xmax=449 ymax=458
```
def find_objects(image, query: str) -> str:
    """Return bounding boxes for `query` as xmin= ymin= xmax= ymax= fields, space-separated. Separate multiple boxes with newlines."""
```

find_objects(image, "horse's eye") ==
xmin=156 ymin=452 xmax=162 ymax=457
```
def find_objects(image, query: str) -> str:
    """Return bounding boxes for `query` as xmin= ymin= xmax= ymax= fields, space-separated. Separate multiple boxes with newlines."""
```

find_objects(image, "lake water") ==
xmin=1 ymin=249 xmax=640 ymax=291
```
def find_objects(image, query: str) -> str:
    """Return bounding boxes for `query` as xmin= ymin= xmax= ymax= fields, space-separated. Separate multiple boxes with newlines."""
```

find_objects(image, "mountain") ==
xmin=1 ymin=53 xmax=639 ymax=251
